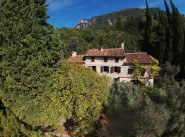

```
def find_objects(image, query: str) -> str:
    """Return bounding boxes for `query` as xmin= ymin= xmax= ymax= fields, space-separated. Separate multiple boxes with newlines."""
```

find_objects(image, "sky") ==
xmin=47 ymin=0 xmax=185 ymax=28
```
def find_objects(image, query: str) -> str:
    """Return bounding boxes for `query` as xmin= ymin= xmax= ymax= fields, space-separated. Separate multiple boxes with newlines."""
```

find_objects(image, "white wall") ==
xmin=84 ymin=56 xmax=154 ymax=86
xmin=84 ymin=57 xmax=125 ymax=78
xmin=85 ymin=57 xmax=125 ymax=66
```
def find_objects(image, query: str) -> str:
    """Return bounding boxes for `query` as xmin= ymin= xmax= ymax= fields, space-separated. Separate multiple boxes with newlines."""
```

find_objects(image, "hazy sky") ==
xmin=47 ymin=0 xmax=185 ymax=28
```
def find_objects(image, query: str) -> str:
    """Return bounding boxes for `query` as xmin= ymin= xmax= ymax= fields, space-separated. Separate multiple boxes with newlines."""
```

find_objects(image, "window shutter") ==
xmin=118 ymin=67 xmax=121 ymax=73
xmin=141 ymin=69 xmax=146 ymax=76
xmin=111 ymin=67 xmax=114 ymax=73
xmin=128 ymin=69 xmax=133 ymax=74
xmin=101 ymin=66 xmax=103 ymax=73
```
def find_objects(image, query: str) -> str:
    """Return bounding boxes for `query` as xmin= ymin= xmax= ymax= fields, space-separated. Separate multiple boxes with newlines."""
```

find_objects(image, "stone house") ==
xmin=68 ymin=43 xmax=155 ymax=86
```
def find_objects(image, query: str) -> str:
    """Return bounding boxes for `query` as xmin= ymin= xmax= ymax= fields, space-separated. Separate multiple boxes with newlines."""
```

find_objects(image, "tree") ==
xmin=106 ymin=82 xmax=170 ymax=137
xmin=157 ymin=8 xmax=166 ymax=62
xmin=163 ymin=0 xmax=173 ymax=63
xmin=0 ymin=89 xmax=66 ymax=136
xmin=133 ymin=60 xmax=143 ymax=81
xmin=0 ymin=0 xmax=65 ymax=136
xmin=158 ymin=81 xmax=185 ymax=136
xmin=144 ymin=0 xmax=153 ymax=54
xmin=0 ymin=0 xmax=63 ymax=92
xmin=53 ymin=61 xmax=110 ymax=136
xmin=170 ymin=0 xmax=184 ymax=64
xmin=164 ymin=22 xmax=173 ymax=63
xmin=104 ymin=79 xmax=185 ymax=137
xmin=156 ymin=62 xmax=180 ymax=87
xmin=132 ymin=56 xmax=160 ymax=83
xmin=164 ymin=0 xmax=172 ymax=26
xmin=115 ymin=16 xmax=125 ymax=31
xmin=148 ymin=56 xmax=161 ymax=77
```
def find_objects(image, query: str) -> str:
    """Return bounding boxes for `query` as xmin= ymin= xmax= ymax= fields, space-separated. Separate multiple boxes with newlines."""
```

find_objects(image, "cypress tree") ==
xmin=164 ymin=0 xmax=173 ymax=63
xmin=164 ymin=0 xmax=172 ymax=26
xmin=146 ymin=1 xmax=152 ymax=28
xmin=170 ymin=0 xmax=184 ymax=64
xmin=157 ymin=8 xmax=166 ymax=63
xmin=144 ymin=0 xmax=153 ymax=54
xmin=164 ymin=22 xmax=173 ymax=63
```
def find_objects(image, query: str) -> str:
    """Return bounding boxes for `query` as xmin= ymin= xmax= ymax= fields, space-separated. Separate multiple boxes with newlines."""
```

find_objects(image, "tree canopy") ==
xmin=0 ymin=0 xmax=110 ymax=136
xmin=0 ymin=0 xmax=185 ymax=136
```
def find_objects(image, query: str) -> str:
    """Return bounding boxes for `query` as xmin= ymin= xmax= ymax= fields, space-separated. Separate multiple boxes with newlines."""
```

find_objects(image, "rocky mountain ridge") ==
xmin=75 ymin=8 xmax=161 ymax=29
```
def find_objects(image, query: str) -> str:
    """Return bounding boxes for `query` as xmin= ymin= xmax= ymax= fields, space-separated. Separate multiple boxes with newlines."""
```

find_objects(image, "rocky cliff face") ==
xmin=75 ymin=17 xmax=116 ymax=29
xmin=75 ymin=17 xmax=97 ymax=29
xmin=75 ymin=8 xmax=162 ymax=29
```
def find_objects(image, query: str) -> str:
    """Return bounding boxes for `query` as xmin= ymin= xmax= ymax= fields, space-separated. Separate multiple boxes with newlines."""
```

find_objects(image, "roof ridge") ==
xmin=88 ymin=48 xmax=123 ymax=50
xmin=70 ymin=54 xmax=84 ymax=57
xmin=84 ymin=48 xmax=126 ymax=57
xmin=126 ymin=52 xmax=147 ymax=54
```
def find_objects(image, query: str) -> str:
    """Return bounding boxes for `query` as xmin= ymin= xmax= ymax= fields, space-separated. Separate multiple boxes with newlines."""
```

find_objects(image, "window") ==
xmin=91 ymin=66 xmax=96 ymax=72
xmin=111 ymin=67 xmax=121 ymax=73
xmin=91 ymin=57 xmax=95 ymax=62
xmin=141 ymin=69 xmax=146 ymax=76
xmin=101 ymin=66 xmax=109 ymax=73
xmin=115 ymin=57 xmax=119 ymax=63
xmin=115 ymin=67 xmax=121 ymax=73
xmin=128 ymin=69 xmax=133 ymax=74
xmin=83 ymin=57 xmax=86 ymax=61
xmin=104 ymin=57 xmax=108 ymax=62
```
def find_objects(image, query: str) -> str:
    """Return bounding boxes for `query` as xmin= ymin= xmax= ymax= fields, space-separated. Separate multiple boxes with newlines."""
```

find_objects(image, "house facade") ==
xmin=68 ymin=43 xmax=155 ymax=86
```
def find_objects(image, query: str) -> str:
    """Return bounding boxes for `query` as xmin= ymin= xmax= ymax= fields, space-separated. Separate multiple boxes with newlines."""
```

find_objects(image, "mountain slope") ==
xmin=76 ymin=8 xmax=162 ymax=29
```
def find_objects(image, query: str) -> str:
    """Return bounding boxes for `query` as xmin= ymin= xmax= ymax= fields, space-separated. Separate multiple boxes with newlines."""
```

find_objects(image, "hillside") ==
xmin=76 ymin=8 xmax=162 ymax=29
xmin=1 ymin=1 xmax=185 ymax=136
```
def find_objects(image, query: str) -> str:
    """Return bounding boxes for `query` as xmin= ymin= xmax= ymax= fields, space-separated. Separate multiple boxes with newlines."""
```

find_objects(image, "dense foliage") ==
xmin=91 ymin=61 xmax=185 ymax=137
xmin=0 ymin=0 xmax=64 ymax=92
xmin=103 ymin=80 xmax=185 ymax=137
xmin=52 ymin=61 xmax=110 ymax=136
xmin=0 ymin=0 xmax=185 ymax=136
xmin=0 ymin=0 xmax=110 ymax=136
xmin=107 ymin=83 xmax=169 ymax=137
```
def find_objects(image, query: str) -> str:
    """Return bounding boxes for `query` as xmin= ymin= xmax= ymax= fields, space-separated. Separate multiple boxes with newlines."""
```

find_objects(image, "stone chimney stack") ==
xmin=72 ymin=51 xmax=77 ymax=57
xmin=100 ymin=47 xmax=104 ymax=52
xmin=121 ymin=42 xmax=124 ymax=50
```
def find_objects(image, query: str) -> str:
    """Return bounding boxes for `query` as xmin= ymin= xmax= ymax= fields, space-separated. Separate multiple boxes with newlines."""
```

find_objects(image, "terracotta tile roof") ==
xmin=67 ymin=49 xmax=154 ymax=65
xmin=125 ymin=52 xmax=154 ymax=64
xmin=84 ymin=48 xmax=125 ymax=57
xmin=68 ymin=55 xmax=84 ymax=64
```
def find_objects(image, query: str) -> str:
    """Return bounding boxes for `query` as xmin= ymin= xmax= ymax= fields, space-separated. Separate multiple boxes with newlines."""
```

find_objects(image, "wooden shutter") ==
xmin=101 ymin=66 xmax=103 ymax=73
xmin=107 ymin=67 xmax=109 ymax=73
xmin=141 ymin=69 xmax=146 ymax=76
xmin=111 ymin=67 xmax=114 ymax=73
xmin=118 ymin=67 xmax=121 ymax=73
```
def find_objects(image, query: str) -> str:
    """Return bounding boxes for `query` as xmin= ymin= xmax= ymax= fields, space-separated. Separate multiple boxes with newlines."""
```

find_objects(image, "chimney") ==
xmin=100 ymin=47 xmax=104 ymax=52
xmin=72 ymin=51 xmax=77 ymax=57
xmin=121 ymin=42 xmax=124 ymax=50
